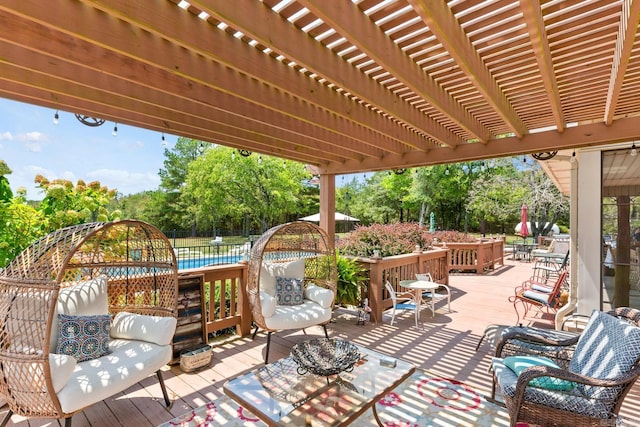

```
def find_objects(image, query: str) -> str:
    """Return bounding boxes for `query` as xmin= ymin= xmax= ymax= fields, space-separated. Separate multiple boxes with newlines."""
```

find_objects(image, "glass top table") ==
xmin=223 ymin=342 xmax=415 ymax=426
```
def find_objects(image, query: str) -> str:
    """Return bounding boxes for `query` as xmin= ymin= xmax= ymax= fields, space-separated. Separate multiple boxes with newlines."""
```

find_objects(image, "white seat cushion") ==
xmin=263 ymin=300 xmax=331 ymax=330
xmin=56 ymin=339 xmax=172 ymax=414
xmin=304 ymin=284 xmax=334 ymax=309
xmin=110 ymin=312 xmax=177 ymax=346
xmin=260 ymin=291 xmax=277 ymax=318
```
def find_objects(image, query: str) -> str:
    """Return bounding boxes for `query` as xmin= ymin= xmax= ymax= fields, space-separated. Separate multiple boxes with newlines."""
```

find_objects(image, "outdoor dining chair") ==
xmin=415 ymin=273 xmax=451 ymax=313
xmin=384 ymin=281 xmax=417 ymax=327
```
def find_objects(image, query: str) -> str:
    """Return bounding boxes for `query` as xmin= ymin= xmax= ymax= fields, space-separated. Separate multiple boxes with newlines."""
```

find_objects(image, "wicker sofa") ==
xmin=0 ymin=220 xmax=179 ymax=426
xmin=49 ymin=276 xmax=177 ymax=416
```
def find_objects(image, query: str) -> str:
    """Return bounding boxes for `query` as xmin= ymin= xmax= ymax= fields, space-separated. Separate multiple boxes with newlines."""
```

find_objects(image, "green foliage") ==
xmin=155 ymin=138 xmax=207 ymax=230
xmin=0 ymin=163 xmax=121 ymax=267
xmin=184 ymin=146 xmax=311 ymax=233
xmin=336 ymin=255 xmax=367 ymax=306
xmin=467 ymin=158 xmax=526 ymax=233
xmin=336 ymin=223 xmax=475 ymax=257
xmin=0 ymin=195 xmax=46 ymax=267
xmin=0 ymin=161 xmax=13 ymax=202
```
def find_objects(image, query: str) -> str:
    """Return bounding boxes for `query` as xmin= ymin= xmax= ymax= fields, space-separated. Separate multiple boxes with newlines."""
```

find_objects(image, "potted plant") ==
xmin=336 ymin=255 xmax=367 ymax=307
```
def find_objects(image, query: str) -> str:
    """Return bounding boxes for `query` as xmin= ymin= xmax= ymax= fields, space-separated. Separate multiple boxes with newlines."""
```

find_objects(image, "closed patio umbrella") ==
xmin=520 ymin=204 xmax=529 ymax=238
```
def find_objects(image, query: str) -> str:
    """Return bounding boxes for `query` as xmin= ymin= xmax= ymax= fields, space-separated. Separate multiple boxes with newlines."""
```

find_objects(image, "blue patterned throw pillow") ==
xmin=57 ymin=314 xmax=111 ymax=362
xmin=275 ymin=277 xmax=304 ymax=306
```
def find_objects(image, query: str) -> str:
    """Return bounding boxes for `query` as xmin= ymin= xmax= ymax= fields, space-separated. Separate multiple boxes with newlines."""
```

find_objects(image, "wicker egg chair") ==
xmin=0 ymin=220 xmax=178 ymax=426
xmin=247 ymin=221 xmax=338 ymax=362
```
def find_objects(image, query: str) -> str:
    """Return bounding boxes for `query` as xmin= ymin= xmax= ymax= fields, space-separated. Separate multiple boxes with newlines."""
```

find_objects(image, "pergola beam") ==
xmin=77 ymin=0 xmax=432 ymax=153
xmin=0 ymin=6 xmax=402 ymax=164
xmin=408 ymin=0 xmax=528 ymax=139
xmin=604 ymin=0 xmax=640 ymax=125
xmin=320 ymin=115 xmax=640 ymax=174
xmin=298 ymin=0 xmax=489 ymax=143
xmin=520 ymin=0 xmax=566 ymax=133
xmin=192 ymin=0 xmax=461 ymax=147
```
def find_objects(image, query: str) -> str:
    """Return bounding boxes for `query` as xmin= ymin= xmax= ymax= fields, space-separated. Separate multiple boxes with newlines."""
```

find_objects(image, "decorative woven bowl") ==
xmin=290 ymin=338 xmax=361 ymax=376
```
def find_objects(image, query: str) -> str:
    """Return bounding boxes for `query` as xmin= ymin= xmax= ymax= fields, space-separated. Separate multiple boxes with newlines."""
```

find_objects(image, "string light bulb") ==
xmin=161 ymin=133 xmax=167 ymax=147
xmin=632 ymin=142 xmax=637 ymax=157
xmin=53 ymin=110 xmax=59 ymax=125
xmin=112 ymin=123 xmax=118 ymax=137
xmin=445 ymin=167 xmax=450 ymax=176
xmin=570 ymin=150 xmax=576 ymax=163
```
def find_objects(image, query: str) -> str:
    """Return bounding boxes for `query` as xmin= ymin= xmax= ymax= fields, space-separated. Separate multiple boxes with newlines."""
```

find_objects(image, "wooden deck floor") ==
xmin=4 ymin=258 xmax=640 ymax=426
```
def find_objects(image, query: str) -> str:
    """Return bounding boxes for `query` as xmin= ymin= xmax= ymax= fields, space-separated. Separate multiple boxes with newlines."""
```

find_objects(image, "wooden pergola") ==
xmin=1 ymin=0 xmax=640 ymax=238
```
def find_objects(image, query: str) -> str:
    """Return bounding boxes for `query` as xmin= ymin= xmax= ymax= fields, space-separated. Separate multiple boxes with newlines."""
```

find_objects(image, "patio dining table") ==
xmin=513 ymin=241 xmax=538 ymax=262
xmin=399 ymin=279 xmax=440 ymax=326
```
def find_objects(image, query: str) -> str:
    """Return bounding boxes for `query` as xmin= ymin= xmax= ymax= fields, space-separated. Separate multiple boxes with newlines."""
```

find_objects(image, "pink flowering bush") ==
xmin=336 ymin=223 xmax=475 ymax=257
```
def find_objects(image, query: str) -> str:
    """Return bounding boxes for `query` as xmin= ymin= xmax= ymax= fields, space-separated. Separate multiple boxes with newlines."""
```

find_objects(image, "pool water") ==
xmin=178 ymin=254 xmax=242 ymax=270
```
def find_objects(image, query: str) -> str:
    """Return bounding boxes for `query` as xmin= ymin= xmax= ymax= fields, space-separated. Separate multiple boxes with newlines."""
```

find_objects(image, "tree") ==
xmin=411 ymin=164 xmax=472 ymax=231
xmin=154 ymin=137 xmax=208 ymax=231
xmin=359 ymin=171 xmax=416 ymax=224
xmin=521 ymin=164 xmax=569 ymax=238
xmin=0 ymin=160 xmax=13 ymax=202
xmin=0 ymin=188 xmax=45 ymax=267
xmin=468 ymin=159 xmax=526 ymax=234
xmin=110 ymin=190 xmax=155 ymax=222
xmin=184 ymin=147 xmax=310 ymax=233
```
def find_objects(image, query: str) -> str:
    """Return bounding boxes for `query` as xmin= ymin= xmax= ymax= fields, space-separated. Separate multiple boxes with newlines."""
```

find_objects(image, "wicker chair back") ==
xmin=247 ymin=221 xmax=337 ymax=331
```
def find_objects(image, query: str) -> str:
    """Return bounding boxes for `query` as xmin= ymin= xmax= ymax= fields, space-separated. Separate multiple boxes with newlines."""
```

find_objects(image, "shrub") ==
xmin=336 ymin=223 xmax=475 ymax=257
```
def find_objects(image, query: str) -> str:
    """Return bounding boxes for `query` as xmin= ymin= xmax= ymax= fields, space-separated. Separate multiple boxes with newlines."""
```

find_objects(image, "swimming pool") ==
xmin=178 ymin=254 xmax=242 ymax=270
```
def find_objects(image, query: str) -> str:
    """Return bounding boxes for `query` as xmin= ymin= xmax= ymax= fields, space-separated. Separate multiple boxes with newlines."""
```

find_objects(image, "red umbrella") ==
xmin=520 ymin=204 xmax=529 ymax=238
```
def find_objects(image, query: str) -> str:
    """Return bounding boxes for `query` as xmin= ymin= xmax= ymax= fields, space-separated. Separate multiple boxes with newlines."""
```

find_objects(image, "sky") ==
xmin=0 ymin=98 xmax=176 ymax=200
xmin=0 ymin=98 xmax=366 ymax=201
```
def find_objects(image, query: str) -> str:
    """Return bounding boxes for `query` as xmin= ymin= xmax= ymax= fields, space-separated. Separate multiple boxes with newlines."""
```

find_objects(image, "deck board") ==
xmin=2 ymin=258 xmax=638 ymax=425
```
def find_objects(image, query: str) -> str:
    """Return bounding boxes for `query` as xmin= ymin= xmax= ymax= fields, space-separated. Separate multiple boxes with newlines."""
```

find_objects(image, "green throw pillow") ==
xmin=503 ymin=355 xmax=576 ymax=391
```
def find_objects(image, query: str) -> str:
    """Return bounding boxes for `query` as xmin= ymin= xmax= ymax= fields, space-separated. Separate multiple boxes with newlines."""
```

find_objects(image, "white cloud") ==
xmin=16 ymin=131 xmax=47 ymax=142
xmin=16 ymin=132 xmax=48 ymax=152
xmin=0 ymin=131 xmax=48 ymax=152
